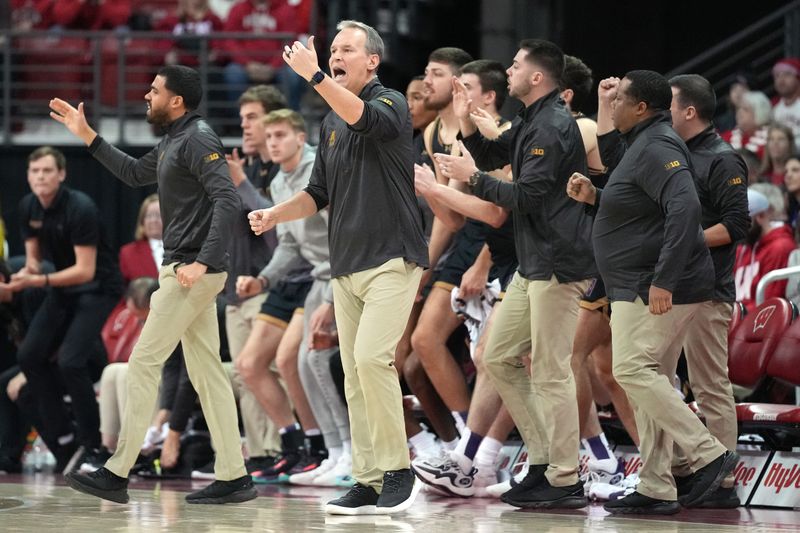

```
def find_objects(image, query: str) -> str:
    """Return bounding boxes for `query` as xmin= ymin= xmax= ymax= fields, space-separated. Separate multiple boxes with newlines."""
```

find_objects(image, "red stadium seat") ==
xmin=727 ymin=297 xmax=795 ymax=388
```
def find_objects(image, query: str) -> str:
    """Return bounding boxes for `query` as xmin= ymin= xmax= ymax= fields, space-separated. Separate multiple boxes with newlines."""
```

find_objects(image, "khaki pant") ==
xmin=482 ymin=273 xmax=588 ymax=487
xmin=331 ymin=258 xmax=422 ymax=491
xmin=106 ymin=263 xmax=246 ymax=481
xmin=611 ymin=298 xmax=726 ymax=500
xmin=672 ymin=300 xmax=737 ymax=484
xmin=226 ymin=294 xmax=281 ymax=456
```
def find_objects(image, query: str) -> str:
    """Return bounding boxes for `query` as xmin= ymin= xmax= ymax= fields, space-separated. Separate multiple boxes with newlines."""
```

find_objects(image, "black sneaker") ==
xmin=279 ymin=450 xmax=326 ymax=482
xmin=191 ymin=460 xmax=216 ymax=480
xmin=604 ymin=490 xmax=680 ymax=515
xmin=65 ymin=467 xmax=129 ymax=504
xmin=325 ymin=482 xmax=380 ymax=515
xmin=674 ymin=473 xmax=695 ymax=498
xmin=78 ymin=447 xmax=113 ymax=473
xmin=686 ymin=484 xmax=740 ymax=509
xmin=500 ymin=464 xmax=547 ymax=502
xmin=0 ymin=456 xmax=22 ymax=474
xmin=185 ymin=475 xmax=258 ymax=504
xmin=376 ymin=469 xmax=421 ymax=514
xmin=679 ymin=451 xmax=739 ymax=508
xmin=245 ymin=455 xmax=276 ymax=474
xmin=502 ymin=477 xmax=587 ymax=509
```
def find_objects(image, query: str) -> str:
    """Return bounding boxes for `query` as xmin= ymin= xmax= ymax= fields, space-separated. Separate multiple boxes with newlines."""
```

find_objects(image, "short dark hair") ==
xmin=157 ymin=65 xmax=203 ymax=110
xmin=669 ymin=74 xmax=716 ymax=123
xmin=623 ymin=70 xmax=672 ymax=112
xmin=518 ymin=39 xmax=565 ymax=82
xmin=238 ymin=85 xmax=288 ymax=113
xmin=29 ymin=146 xmax=66 ymax=170
xmin=461 ymin=59 xmax=509 ymax=110
xmin=428 ymin=47 xmax=474 ymax=76
xmin=412 ymin=75 xmax=424 ymax=82
xmin=561 ymin=55 xmax=593 ymax=113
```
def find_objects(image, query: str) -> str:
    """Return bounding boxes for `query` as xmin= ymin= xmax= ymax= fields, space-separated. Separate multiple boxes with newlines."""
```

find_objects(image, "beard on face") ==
xmin=745 ymin=221 xmax=763 ymax=247
xmin=424 ymin=91 xmax=451 ymax=112
xmin=146 ymin=105 xmax=172 ymax=131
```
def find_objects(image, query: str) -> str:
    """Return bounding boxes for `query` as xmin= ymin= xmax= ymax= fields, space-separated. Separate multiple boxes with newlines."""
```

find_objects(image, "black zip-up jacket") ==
xmin=592 ymin=112 xmax=713 ymax=304
xmin=304 ymin=78 xmax=429 ymax=277
xmin=463 ymin=89 xmax=596 ymax=282
xmin=89 ymin=112 xmax=241 ymax=272
xmin=684 ymin=126 xmax=750 ymax=302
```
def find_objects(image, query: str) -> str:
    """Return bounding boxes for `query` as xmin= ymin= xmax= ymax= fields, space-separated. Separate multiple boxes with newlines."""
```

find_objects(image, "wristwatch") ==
xmin=309 ymin=71 xmax=326 ymax=86
xmin=468 ymin=170 xmax=482 ymax=189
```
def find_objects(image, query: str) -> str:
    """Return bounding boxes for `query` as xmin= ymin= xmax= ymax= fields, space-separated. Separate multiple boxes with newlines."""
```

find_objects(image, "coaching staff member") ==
xmin=568 ymin=70 xmax=738 ymax=515
xmin=248 ymin=21 xmax=429 ymax=515
xmin=49 ymin=65 xmax=256 ymax=505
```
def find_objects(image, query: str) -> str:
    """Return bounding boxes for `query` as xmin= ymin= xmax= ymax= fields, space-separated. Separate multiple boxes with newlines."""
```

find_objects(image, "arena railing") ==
xmin=0 ymin=29 xmax=297 ymax=146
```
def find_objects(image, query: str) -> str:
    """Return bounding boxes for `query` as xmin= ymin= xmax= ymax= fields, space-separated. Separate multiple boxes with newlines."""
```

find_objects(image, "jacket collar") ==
xmin=519 ymin=88 xmax=561 ymax=122
xmin=685 ymin=124 xmax=717 ymax=151
xmin=621 ymin=110 xmax=671 ymax=145
xmin=166 ymin=112 xmax=200 ymax=137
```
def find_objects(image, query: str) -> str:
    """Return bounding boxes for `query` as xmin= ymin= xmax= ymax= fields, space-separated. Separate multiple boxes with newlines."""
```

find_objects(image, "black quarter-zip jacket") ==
xmin=304 ymin=78 xmax=429 ymax=278
xmin=684 ymin=126 xmax=750 ymax=302
xmin=89 ymin=112 xmax=241 ymax=272
xmin=462 ymin=89 xmax=596 ymax=282
xmin=592 ymin=112 xmax=714 ymax=304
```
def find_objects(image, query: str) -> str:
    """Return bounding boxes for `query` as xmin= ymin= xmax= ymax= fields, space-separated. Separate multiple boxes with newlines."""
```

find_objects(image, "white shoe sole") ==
xmin=324 ymin=503 xmax=378 ymax=515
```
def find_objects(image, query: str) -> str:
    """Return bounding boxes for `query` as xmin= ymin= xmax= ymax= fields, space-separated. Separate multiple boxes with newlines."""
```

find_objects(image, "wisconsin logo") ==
xmin=753 ymin=305 xmax=776 ymax=332
xmin=328 ymin=130 xmax=336 ymax=146
xmin=664 ymin=160 xmax=681 ymax=170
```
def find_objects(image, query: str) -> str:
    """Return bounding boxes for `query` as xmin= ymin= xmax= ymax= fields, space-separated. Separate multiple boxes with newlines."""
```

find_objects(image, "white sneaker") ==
xmin=290 ymin=456 xmax=335 ymax=485
xmin=582 ymin=459 xmax=625 ymax=496
xmin=411 ymin=451 xmax=476 ymax=497
xmin=314 ymin=453 xmax=352 ymax=487
xmin=485 ymin=462 xmax=528 ymax=498
xmin=588 ymin=473 xmax=640 ymax=501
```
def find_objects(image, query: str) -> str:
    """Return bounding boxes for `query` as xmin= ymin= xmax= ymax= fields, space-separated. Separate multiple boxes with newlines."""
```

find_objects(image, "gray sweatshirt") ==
xmin=259 ymin=145 xmax=331 ymax=298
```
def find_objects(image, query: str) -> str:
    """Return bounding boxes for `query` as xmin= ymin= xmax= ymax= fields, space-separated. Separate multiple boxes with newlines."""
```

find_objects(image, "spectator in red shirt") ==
xmin=156 ymin=0 xmax=225 ymax=68
xmin=51 ymin=0 xmax=131 ymax=30
xmin=721 ymin=91 xmax=772 ymax=160
xmin=759 ymin=122 xmax=796 ymax=186
xmin=734 ymin=185 xmax=798 ymax=311
xmin=222 ymin=0 xmax=305 ymax=110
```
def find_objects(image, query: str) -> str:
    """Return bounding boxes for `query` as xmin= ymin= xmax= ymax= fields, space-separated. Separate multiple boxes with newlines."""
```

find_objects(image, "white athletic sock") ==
xmin=327 ymin=445 xmax=342 ymax=462
xmin=442 ymin=437 xmax=459 ymax=451
xmin=582 ymin=432 xmax=618 ymax=473
xmin=473 ymin=437 xmax=503 ymax=470
xmin=342 ymin=439 xmax=352 ymax=457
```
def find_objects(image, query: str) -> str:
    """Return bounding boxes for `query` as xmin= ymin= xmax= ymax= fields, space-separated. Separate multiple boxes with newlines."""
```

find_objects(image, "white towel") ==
xmin=451 ymin=279 xmax=502 ymax=358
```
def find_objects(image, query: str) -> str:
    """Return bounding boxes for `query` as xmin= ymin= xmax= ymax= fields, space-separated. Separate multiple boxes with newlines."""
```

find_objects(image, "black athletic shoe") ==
xmin=185 ymin=475 xmax=258 ymax=504
xmin=686 ymin=484 xmax=741 ymax=509
xmin=500 ymin=464 xmax=547 ymax=502
xmin=674 ymin=473 xmax=695 ymax=498
xmin=245 ymin=455 xmax=276 ymax=474
xmin=65 ymin=467 xmax=129 ymax=504
xmin=0 ymin=456 xmax=22 ymax=474
xmin=502 ymin=478 xmax=587 ymax=509
xmin=376 ymin=469 xmax=421 ymax=514
xmin=679 ymin=451 xmax=739 ymax=508
xmin=252 ymin=451 xmax=301 ymax=484
xmin=325 ymin=482 xmax=380 ymax=515
xmin=604 ymin=490 xmax=680 ymax=515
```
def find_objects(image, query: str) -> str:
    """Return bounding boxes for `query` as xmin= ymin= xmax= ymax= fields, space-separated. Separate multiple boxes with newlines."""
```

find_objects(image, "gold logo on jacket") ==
xmin=377 ymin=97 xmax=394 ymax=107
xmin=203 ymin=153 xmax=221 ymax=163
xmin=728 ymin=176 xmax=743 ymax=186
xmin=664 ymin=160 xmax=681 ymax=170
xmin=530 ymin=148 xmax=544 ymax=156
xmin=328 ymin=131 xmax=336 ymax=146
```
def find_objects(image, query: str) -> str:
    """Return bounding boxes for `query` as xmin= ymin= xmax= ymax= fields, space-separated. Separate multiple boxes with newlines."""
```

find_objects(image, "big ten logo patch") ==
xmin=377 ymin=97 xmax=394 ymax=107
xmin=203 ymin=152 xmax=221 ymax=163
xmin=753 ymin=305 xmax=777 ymax=333
xmin=664 ymin=160 xmax=681 ymax=170
xmin=530 ymin=148 xmax=545 ymax=156
xmin=328 ymin=130 xmax=336 ymax=147
xmin=728 ymin=176 xmax=744 ymax=186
